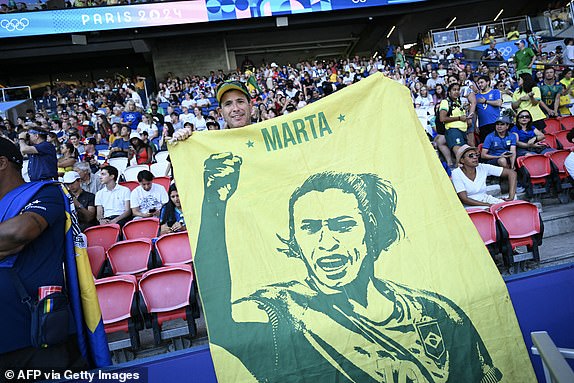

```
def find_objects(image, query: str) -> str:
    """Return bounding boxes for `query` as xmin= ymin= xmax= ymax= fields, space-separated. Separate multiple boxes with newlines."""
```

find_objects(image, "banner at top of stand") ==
xmin=0 ymin=0 xmax=424 ymax=39
xmin=169 ymin=73 xmax=536 ymax=383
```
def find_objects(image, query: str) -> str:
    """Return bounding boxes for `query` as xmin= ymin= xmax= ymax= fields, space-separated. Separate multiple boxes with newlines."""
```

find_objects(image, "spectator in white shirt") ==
xmin=95 ymin=165 xmax=132 ymax=226
xmin=130 ymin=170 xmax=169 ymax=219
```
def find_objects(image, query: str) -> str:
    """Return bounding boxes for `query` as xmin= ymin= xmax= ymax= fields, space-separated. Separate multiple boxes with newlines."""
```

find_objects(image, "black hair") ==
xmin=137 ymin=169 xmax=154 ymax=182
xmin=161 ymin=184 xmax=180 ymax=227
xmin=101 ymin=165 xmax=119 ymax=181
xmin=518 ymin=73 xmax=536 ymax=94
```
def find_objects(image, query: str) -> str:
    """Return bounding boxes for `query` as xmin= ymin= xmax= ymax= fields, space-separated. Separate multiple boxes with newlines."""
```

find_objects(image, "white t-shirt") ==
xmin=451 ymin=164 xmax=503 ymax=201
xmin=180 ymin=113 xmax=195 ymax=125
xmin=95 ymin=184 xmax=131 ymax=217
xmin=565 ymin=152 xmax=574 ymax=178
xmin=130 ymin=183 xmax=169 ymax=213
xmin=181 ymin=99 xmax=196 ymax=109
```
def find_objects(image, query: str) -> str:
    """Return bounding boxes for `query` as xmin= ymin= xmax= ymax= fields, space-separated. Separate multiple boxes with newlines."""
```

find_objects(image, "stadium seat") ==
xmin=516 ymin=155 xmax=556 ymax=197
xmin=99 ymin=149 xmax=110 ymax=158
xmin=123 ymin=164 xmax=150 ymax=182
xmin=467 ymin=209 xmax=499 ymax=250
xmin=119 ymin=181 xmax=139 ymax=192
xmin=87 ymin=245 xmax=106 ymax=279
xmin=84 ymin=224 xmax=120 ymax=252
xmin=122 ymin=217 xmax=160 ymax=240
xmin=95 ymin=275 xmax=141 ymax=350
xmin=158 ymin=102 xmax=170 ymax=111
xmin=155 ymin=151 xmax=169 ymax=163
xmin=107 ymin=238 xmax=153 ymax=276
xmin=150 ymin=162 xmax=170 ymax=177
xmin=138 ymin=264 xmax=199 ymax=345
xmin=545 ymin=150 xmax=573 ymax=201
xmin=490 ymin=201 xmax=544 ymax=273
xmin=544 ymin=118 xmax=562 ymax=134
xmin=559 ymin=115 xmax=574 ymax=131
xmin=554 ymin=130 xmax=574 ymax=150
xmin=155 ymin=231 xmax=192 ymax=266
xmin=542 ymin=133 xmax=558 ymax=149
xmin=153 ymin=176 xmax=171 ymax=193
xmin=107 ymin=157 xmax=129 ymax=175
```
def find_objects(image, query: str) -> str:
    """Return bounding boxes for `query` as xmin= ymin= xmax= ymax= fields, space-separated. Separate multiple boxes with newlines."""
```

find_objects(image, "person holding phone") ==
xmin=481 ymin=113 xmax=517 ymax=169
xmin=130 ymin=170 xmax=168 ymax=219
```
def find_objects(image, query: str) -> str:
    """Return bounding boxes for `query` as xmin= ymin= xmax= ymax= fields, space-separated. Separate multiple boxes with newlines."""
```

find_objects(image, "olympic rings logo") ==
xmin=499 ymin=47 xmax=513 ymax=57
xmin=0 ymin=18 xmax=30 ymax=32
xmin=351 ymin=0 xmax=367 ymax=3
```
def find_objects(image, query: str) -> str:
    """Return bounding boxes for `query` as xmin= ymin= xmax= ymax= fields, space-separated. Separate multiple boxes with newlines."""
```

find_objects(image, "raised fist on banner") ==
xmin=203 ymin=152 xmax=243 ymax=203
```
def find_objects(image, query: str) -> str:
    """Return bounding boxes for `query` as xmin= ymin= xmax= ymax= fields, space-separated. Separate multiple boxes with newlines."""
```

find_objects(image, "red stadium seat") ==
xmin=153 ymin=176 xmax=171 ymax=193
xmin=542 ymin=133 xmax=558 ymax=149
xmin=545 ymin=150 xmax=572 ymax=180
xmin=554 ymin=131 xmax=574 ymax=150
xmin=95 ymin=275 xmax=141 ymax=350
xmin=544 ymin=118 xmax=562 ymax=134
xmin=467 ymin=209 xmax=498 ymax=246
xmin=490 ymin=201 xmax=544 ymax=273
xmin=87 ymin=245 xmax=106 ymax=279
xmin=107 ymin=238 xmax=153 ymax=276
xmin=516 ymin=154 xmax=552 ymax=196
xmin=122 ymin=217 xmax=160 ymax=241
xmin=559 ymin=115 xmax=574 ymax=131
xmin=155 ymin=231 xmax=193 ymax=266
xmin=119 ymin=181 xmax=139 ymax=192
xmin=138 ymin=264 xmax=199 ymax=345
xmin=84 ymin=224 xmax=120 ymax=253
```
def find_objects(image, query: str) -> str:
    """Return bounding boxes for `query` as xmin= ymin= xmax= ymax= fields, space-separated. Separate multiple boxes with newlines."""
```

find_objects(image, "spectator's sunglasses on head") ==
xmin=518 ymin=114 xmax=531 ymax=120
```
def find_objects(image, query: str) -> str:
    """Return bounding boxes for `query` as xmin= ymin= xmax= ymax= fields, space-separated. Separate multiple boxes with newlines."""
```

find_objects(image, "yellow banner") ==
xmin=170 ymin=73 xmax=535 ymax=383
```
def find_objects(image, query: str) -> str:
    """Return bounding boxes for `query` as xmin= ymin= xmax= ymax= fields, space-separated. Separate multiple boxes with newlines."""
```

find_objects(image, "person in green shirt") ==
xmin=512 ymin=39 xmax=536 ymax=76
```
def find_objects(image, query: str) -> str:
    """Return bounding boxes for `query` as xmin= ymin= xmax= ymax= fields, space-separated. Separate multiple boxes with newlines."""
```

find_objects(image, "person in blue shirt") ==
xmin=18 ymin=128 xmax=58 ymax=181
xmin=480 ymin=114 xmax=517 ymax=168
xmin=475 ymin=76 xmax=502 ymax=143
xmin=0 ymin=137 xmax=87 ymax=371
xmin=109 ymin=125 xmax=131 ymax=158
xmin=120 ymin=101 xmax=142 ymax=131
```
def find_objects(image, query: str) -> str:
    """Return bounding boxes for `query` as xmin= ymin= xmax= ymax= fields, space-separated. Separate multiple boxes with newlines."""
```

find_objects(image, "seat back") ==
xmin=107 ymin=158 xmax=129 ymax=175
xmin=150 ymin=162 xmax=170 ymax=178
xmin=123 ymin=165 xmax=150 ymax=182
xmin=545 ymin=150 xmax=571 ymax=175
xmin=155 ymin=231 xmax=192 ymax=266
xmin=555 ymin=131 xmax=574 ymax=150
xmin=559 ymin=115 xmax=574 ymax=131
xmin=543 ymin=133 xmax=558 ymax=149
xmin=490 ymin=201 xmax=541 ymax=239
xmin=107 ymin=238 xmax=152 ymax=275
xmin=119 ymin=181 xmax=139 ymax=192
xmin=122 ymin=217 xmax=160 ymax=240
xmin=95 ymin=275 xmax=137 ymax=325
xmin=138 ymin=265 xmax=192 ymax=313
xmin=544 ymin=118 xmax=562 ymax=134
xmin=467 ymin=209 xmax=497 ymax=245
xmin=87 ymin=246 xmax=106 ymax=278
xmin=153 ymin=176 xmax=171 ymax=193
xmin=517 ymin=154 xmax=552 ymax=178
xmin=154 ymin=151 xmax=169 ymax=163
xmin=84 ymin=224 xmax=120 ymax=252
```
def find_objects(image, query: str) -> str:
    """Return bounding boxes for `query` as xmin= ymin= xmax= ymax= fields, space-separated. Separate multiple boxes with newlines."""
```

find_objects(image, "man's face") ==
xmin=293 ymin=189 xmax=368 ymax=290
xmin=477 ymin=79 xmax=488 ymax=91
xmin=140 ymin=179 xmax=153 ymax=192
xmin=100 ymin=170 xmax=114 ymax=185
xmin=65 ymin=179 xmax=81 ymax=194
xmin=495 ymin=122 xmax=509 ymax=135
xmin=220 ymin=90 xmax=251 ymax=129
xmin=545 ymin=69 xmax=555 ymax=81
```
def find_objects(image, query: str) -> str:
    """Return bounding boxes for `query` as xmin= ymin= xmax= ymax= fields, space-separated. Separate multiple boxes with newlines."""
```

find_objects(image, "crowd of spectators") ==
xmin=1 ymin=27 xmax=573 ymax=233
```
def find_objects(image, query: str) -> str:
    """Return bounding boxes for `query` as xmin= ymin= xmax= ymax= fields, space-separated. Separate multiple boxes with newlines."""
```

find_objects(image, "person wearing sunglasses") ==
xmin=451 ymin=144 xmax=517 ymax=208
xmin=510 ymin=110 xmax=553 ymax=156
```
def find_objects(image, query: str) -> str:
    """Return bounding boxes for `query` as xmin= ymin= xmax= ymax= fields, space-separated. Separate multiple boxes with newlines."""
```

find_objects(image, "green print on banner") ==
xmin=261 ymin=112 xmax=333 ymax=152
xmin=195 ymin=152 xmax=503 ymax=383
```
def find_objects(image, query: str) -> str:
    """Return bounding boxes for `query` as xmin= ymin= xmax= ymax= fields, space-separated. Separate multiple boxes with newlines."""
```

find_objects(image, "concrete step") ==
xmin=540 ymin=201 xmax=574 ymax=238
xmin=539 ymin=231 xmax=574 ymax=266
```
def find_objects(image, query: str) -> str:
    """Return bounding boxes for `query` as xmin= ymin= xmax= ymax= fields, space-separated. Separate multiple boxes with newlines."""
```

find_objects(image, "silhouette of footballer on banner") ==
xmin=195 ymin=152 xmax=502 ymax=383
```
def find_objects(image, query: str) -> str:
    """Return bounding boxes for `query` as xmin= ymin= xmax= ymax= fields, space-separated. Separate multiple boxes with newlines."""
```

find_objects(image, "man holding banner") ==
xmin=170 ymin=73 xmax=536 ymax=383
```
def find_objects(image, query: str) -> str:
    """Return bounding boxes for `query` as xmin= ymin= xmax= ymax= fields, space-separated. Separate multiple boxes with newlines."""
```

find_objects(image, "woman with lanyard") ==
xmin=512 ymin=73 xmax=546 ymax=132
xmin=440 ymin=82 xmax=469 ymax=156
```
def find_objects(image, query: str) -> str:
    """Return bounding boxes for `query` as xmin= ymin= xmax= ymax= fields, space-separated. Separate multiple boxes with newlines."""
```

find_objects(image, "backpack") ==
xmin=434 ymin=99 xmax=453 ymax=135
